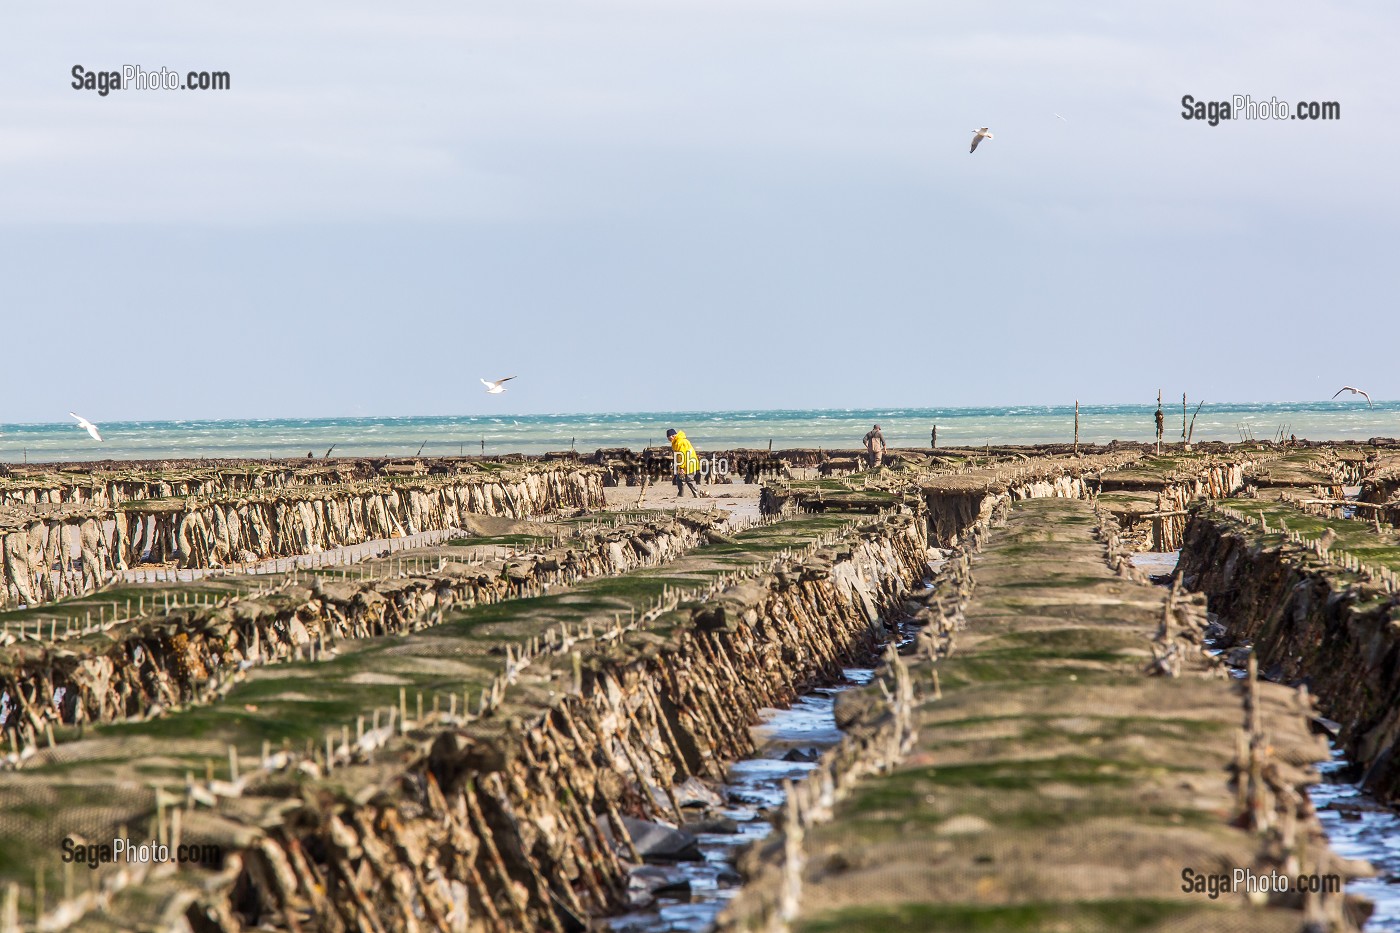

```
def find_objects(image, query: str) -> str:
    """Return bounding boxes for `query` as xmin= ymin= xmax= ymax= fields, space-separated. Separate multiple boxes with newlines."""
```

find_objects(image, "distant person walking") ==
xmin=667 ymin=428 xmax=703 ymax=497
xmin=862 ymin=424 xmax=887 ymax=468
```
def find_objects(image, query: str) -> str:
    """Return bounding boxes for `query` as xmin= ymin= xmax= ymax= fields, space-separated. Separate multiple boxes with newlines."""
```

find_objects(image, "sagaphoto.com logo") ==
xmin=1181 ymin=94 xmax=1340 ymax=126
xmin=71 ymin=65 xmax=230 ymax=97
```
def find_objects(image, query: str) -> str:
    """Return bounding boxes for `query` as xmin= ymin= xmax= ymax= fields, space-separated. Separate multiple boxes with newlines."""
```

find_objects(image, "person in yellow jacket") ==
xmin=666 ymin=428 xmax=704 ymax=497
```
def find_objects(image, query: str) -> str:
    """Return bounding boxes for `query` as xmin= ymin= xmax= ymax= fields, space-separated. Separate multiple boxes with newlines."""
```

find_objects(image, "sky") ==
xmin=0 ymin=1 xmax=1394 ymax=423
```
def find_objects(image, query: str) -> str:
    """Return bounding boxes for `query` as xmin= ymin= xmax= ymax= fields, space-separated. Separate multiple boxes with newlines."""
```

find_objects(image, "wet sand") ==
xmin=602 ymin=481 xmax=765 ymax=525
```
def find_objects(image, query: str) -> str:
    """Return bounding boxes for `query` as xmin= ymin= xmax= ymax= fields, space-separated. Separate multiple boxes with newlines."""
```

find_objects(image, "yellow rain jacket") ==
xmin=669 ymin=431 xmax=701 ymax=474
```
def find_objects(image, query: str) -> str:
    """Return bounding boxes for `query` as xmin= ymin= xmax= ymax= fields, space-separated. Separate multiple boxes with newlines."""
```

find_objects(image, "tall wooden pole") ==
xmin=1182 ymin=393 xmax=1188 ymax=446
xmin=1073 ymin=401 xmax=1079 ymax=455
xmin=1155 ymin=390 xmax=1163 ymax=455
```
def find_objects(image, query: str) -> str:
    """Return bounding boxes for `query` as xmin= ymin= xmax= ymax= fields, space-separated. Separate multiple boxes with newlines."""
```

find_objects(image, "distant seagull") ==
xmin=481 ymin=376 xmax=517 ymax=395
xmin=970 ymin=127 xmax=994 ymax=153
xmin=1054 ymin=113 xmax=1068 ymax=123
xmin=69 ymin=411 xmax=102 ymax=442
xmin=1332 ymin=386 xmax=1373 ymax=408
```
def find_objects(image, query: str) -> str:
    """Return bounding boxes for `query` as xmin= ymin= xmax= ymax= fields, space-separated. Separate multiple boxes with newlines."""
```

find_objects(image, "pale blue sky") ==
xmin=0 ymin=1 xmax=1393 ymax=422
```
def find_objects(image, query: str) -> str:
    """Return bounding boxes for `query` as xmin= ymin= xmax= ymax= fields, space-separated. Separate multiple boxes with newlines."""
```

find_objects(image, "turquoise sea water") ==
xmin=0 ymin=403 xmax=1394 ymax=464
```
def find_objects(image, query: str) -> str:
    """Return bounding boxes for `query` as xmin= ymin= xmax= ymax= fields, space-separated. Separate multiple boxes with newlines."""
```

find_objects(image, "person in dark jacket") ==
xmin=862 ymin=424 xmax=886 ymax=468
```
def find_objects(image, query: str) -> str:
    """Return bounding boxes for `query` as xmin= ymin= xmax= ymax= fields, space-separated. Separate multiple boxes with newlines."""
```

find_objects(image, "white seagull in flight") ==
xmin=1332 ymin=386 xmax=1373 ymax=408
xmin=970 ymin=127 xmax=994 ymax=153
xmin=70 ymin=412 xmax=103 ymax=442
xmin=481 ymin=376 xmax=517 ymax=395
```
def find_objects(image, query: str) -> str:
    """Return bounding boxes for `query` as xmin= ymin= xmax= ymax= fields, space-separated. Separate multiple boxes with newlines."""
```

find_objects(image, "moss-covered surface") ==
xmin=1246 ymin=448 xmax=1362 ymax=488
xmin=766 ymin=475 xmax=903 ymax=513
xmin=0 ymin=511 xmax=857 ymax=898
xmin=0 ymin=523 xmax=593 ymax=658
xmin=1215 ymin=498 xmax=1400 ymax=573
xmin=793 ymin=498 xmax=1331 ymax=932
xmin=1101 ymin=451 xmax=1239 ymax=486
xmin=798 ymin=899 xmax=1204 ymax=933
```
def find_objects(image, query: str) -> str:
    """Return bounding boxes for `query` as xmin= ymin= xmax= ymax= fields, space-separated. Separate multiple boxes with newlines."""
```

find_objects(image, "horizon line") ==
xmin=1 ymin=398 xmax=1392 ymax=428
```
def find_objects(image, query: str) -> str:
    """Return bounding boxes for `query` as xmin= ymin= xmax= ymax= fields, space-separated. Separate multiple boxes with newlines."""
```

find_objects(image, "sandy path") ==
xmin=601 ymin=481 xmax=764 ymax=526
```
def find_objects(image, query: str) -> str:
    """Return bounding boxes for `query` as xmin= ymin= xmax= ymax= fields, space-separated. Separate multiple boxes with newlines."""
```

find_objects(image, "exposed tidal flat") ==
xmin=1 ymin=442 xmax=1398 ymax=929
xmin=1 ymin=401 xmax=1396 ymax=463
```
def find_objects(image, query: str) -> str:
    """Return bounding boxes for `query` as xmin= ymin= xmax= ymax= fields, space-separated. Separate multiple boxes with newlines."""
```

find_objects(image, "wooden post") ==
xmin=1155 ymin=390 xmax=1163 ymax=455
xmin=1187 ymin=400 xmax=1205 ymax=446
xmin=1181 ymin=393 xmax=1187 ymax=446
xmin=1073 ymin=401 xmax=1079 ymax=455
xmin=4 ymin=882 xmax=18 ymax=932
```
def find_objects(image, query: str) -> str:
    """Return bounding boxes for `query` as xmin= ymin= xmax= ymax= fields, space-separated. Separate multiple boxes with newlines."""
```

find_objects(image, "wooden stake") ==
xmin=1155 ymin=390 xmax=1163 ymax=455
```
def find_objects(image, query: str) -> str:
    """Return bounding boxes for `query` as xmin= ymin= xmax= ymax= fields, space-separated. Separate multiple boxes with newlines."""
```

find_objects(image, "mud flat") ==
xmin=2 ymin=442 xmax=1395 ymax=931
xmin=721 ymin=498 xmax=1369 ymax=932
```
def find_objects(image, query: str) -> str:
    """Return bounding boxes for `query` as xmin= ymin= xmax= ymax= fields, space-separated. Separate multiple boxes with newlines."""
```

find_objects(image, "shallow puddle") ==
xmin=607 ymin=668 xmax=874 ymax=932
xmin=1311 ymin=753 xmax=1400 ymax=929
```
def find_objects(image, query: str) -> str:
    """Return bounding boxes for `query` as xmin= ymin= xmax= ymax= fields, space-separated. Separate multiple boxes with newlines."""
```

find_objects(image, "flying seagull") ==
xmin=970 ymin=127 xmax=994 ymax=153
xmin=69 ymin=411 xmax=103 ymax=442
xmin=481 ymin=376 xmax=517 ymax=395
xmin=1054 ymin=113 xmax=1068 ymax=123
xmin=1332 ymin=386 xmax=1373 ymax=408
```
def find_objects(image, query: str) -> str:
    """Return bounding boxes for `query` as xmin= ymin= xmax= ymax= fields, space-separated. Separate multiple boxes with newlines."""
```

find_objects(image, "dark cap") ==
xmin=666 ymin=429 xmax=677 ymax=438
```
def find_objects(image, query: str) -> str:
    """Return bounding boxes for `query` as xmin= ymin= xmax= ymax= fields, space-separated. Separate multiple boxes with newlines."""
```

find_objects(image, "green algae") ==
xmin=798 ymin=899 xmax=1202 ymax=933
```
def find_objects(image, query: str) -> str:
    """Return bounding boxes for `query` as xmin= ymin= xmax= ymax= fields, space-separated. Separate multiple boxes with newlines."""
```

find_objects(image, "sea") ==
xmin=1 ymin=402 xmax=1394 ymax=464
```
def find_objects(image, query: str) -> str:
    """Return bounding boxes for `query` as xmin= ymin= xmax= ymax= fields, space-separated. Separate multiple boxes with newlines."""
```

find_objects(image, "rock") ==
xmin=1310 ymin=716 xmax=1342 ymax=739
xmin=673 ymin=776 xmax=724 ymax=809
xmin=627 ymin=866 xmax=693 ymax=905
xmin=685 ymin=815 xmax=740 ymax=835
xmin=610 ymin=817 xmax=703 ymax=862
xmin=654 ymin=878 xmax=692 ymax=900
xmin=782 ymin=747 xmax=819 ymax=762
xmin=936 ymin=814 xmax=992 ymax=835
xmin=1226 ymin=646 xmax=1254 ymax=669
